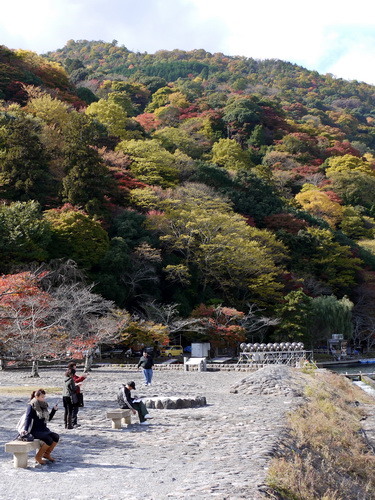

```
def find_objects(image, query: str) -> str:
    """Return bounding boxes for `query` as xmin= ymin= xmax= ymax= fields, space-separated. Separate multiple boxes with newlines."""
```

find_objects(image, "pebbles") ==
xmin=0 ymin=365 xmax=307 ymax=499
xmin=230 ymin=364 xmax=309 ymax=397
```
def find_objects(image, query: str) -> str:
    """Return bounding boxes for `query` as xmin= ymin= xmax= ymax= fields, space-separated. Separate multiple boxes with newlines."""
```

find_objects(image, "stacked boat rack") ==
xmin=237 ymin=342 xmax=313 ymax=367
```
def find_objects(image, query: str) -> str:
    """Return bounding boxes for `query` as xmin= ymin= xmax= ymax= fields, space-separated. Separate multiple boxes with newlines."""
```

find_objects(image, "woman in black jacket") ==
xmin=62 ymin=368 xmax=77 ymax=429
xmin=22 ymin=388 xmax=59 ymax=464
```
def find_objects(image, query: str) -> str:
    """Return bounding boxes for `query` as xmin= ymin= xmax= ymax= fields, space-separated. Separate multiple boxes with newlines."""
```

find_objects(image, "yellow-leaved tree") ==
xmin=295 ymin=184 xmax=343 ymax=227
xmin=147 ymin=184 xmax=288 ymax=305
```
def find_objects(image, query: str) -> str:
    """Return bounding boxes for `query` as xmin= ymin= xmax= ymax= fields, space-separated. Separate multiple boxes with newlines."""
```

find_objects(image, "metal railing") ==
xmin=237 ymin=342 xmax=313 ymax=367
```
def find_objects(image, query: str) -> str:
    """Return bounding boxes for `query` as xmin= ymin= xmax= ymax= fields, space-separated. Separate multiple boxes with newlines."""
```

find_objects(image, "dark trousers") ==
xmin=33 ymin=431 xmax=59 ymax=446
xmin=72 ymin=404 xmax=79 ymax=425
xmin=132 ymin=401 xmax=148 ymax=423
xmin=63 ymin=396 xmax=74 ymax=428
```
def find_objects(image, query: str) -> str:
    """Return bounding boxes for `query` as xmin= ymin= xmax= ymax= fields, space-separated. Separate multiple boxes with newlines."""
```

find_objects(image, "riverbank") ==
xmin=0 ymin=366 xmax=374 ymax=499
xmin=266 ymin=369 xmax=375 ymax=500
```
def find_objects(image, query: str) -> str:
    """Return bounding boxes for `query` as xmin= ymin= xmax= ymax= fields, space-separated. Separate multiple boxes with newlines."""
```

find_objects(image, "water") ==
xmin=353 ymin=380 xmax=375 ymax=399
xmin=327 ymin=362 xmax=375 ymax=399
xmin=328 ymin=363 xmax=375 ymax=376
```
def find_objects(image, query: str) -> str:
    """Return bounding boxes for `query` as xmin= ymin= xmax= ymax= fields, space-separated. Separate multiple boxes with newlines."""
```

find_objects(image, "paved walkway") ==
xmin=0 ymin=366 xmax=335 ymax=499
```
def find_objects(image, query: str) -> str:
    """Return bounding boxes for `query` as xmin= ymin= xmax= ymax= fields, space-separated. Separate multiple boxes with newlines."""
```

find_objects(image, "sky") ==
xmin=1 ymin=0 xmax=374 ymax=84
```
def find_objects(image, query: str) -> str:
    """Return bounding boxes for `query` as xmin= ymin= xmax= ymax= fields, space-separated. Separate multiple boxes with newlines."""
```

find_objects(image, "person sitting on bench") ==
xmin=117 ymin=381 xmax=153 ymax=426
xmin=21 ymin=388 xmax=59 ymax=464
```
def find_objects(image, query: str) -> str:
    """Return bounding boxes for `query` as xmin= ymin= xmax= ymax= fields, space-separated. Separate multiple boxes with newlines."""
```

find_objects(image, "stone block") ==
xmin=5 ymin=439 xmax=41 ymax=468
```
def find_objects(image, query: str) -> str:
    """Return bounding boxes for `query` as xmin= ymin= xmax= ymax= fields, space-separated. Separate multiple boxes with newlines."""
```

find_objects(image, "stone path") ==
xmin=0 ymin=366 xmax=304 ymax=499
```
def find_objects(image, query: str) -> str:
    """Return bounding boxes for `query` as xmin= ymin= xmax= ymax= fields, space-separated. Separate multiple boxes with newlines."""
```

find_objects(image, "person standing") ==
xmin=117 ymin=381 xmax=152 ymax=425
xmin=67 ymin=361 xmax=88 ymax=427
xmin=22 ymin=389 xmax=59 ymax=464
xmin=137 ymin=351 xmax=154 ymax=386
xmin=62 ymin=368 xmax=76 ymax=429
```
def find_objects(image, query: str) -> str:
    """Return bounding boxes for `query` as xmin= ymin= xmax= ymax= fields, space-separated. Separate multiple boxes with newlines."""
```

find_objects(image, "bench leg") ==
xmin=13 ymin=452 xmax=28 ymax=468
xmin=111 ymin=418 xmax=122 ymax=429
xmin=122 ymin=416 xmax=131 ymax=426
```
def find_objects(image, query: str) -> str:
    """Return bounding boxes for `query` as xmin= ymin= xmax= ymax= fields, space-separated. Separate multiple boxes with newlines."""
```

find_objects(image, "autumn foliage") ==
xmin=1 ymin=39 xmax=375 ymax=357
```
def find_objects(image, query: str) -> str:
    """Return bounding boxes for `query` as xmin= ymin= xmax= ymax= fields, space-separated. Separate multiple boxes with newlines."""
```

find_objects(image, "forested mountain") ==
xmin=1 ymin=40 xmax=375 ymax=352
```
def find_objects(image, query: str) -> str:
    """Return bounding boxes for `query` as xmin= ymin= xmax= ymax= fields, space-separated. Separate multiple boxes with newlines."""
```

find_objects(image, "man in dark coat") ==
xmin=137 ymin=351 xmax=154 ymax=386
xmin=117 ymin=381 xmax=152 ymax=425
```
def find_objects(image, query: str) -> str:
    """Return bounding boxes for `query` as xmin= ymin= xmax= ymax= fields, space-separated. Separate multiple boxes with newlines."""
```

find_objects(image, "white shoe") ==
xmin=144 ymin=414 xmax=153 ymax=419
xmin=140 ymin=421 xmax=151 ymax=425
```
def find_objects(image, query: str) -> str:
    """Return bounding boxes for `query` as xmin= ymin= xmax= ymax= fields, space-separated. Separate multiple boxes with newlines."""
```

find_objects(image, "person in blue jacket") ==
xmin=22 ymin=388 xmax=59 ymax=464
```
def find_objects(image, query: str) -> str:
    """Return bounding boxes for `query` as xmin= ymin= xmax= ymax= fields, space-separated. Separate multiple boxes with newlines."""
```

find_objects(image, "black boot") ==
xmin=67 ymin=415 xmax=73 ymax=429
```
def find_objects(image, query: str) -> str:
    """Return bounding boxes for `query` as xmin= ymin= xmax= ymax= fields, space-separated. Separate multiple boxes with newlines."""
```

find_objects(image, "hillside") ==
xmin=1 ymin=40 xmax=375 ymax=352
xmin=0 ymin=45 xmax=83 ymax=105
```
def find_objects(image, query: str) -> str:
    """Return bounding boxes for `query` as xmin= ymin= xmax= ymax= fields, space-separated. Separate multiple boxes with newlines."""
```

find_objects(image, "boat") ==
xmin=358 ymin=358 xmax=375 ymax=364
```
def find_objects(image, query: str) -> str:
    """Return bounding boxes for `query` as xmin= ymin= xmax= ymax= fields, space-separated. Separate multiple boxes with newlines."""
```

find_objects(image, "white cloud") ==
xmin=186 ymin=0 xmax=375 ymax=83
xmin=327 ymin=46 xmax=375 ymax=84
xmin=0 ymin=0 xmax=83 ymax=52
xmin=0 ymin=0 xmax=374 ymax=84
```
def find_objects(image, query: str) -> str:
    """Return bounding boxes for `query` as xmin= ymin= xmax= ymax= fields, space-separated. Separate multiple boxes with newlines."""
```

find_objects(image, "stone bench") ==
xmin=106 ymin=409 xmax=132 ymax=429
xmin=5 ymin=439 xmax=42 ymax=468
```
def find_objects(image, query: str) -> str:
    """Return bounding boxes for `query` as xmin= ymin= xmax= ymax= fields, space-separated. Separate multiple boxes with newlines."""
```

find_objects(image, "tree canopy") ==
xmin=0 ymin=39 xmax=374 ymax=354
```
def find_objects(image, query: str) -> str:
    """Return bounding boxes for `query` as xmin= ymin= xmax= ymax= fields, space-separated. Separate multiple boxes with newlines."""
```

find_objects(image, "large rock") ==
xmin=143 ymin=395 xmax=207 ymax=409
xmin=230 ymin=365 xmax=308 ymax=397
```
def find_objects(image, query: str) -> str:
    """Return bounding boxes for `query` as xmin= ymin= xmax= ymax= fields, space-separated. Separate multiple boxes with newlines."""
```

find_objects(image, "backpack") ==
xmin=117 ymin=386 xmax=126 ymax=408
xmin=16 ymin=411 xmax=33 ymax=435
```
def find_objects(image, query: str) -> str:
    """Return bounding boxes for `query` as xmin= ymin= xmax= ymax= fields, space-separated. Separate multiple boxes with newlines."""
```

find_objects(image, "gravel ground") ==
xmin=0 ymin=366 xmax=303 ymax=500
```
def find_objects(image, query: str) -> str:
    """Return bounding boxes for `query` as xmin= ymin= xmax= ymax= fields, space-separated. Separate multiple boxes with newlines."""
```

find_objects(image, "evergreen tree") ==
xmin=0 ymin=108 xmax=52 ymax=203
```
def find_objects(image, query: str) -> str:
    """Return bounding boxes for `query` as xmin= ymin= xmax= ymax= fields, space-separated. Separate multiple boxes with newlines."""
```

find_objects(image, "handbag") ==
xmin=70 ymin=392 xmax=79 ymax=405
xmin=16 ymin=411 xmax=33 ymax=434
xmin=17 ymin=433 xmax=34 ymax=442
xmin=77 ymin=392 xmax=84 ymax=407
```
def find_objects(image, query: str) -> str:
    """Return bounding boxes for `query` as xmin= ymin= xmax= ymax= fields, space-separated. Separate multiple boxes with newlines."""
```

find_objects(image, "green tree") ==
xmin=61 ymin=146 xmax=113 ymax=214
xmin=281 ymin=227 xmax=362 ymax=293
xmin=0 ymin=108 xmax=51 ymax=203
xmin=27 ymin=93 xmax=72 ymax=128
xmin=274 ymin=290 xmax=312 ymax=341
xmin=129 ymin=187 xmax=159 ymax=211
xmin=326 ymin=154 xmax=375 ymax=177
xmin=86 ymin=98 xmax=129 ymax=139
xmin=44 ymin=205 xmax=109 ymax=269
xmin=116 ymin=139 xmax=179 ymax=187
xmin=211 ymin=138 xmax=252 ymax=170
xmin=308 ymin=295 xmax=353 ymax=348
xmin=148 ymin=184 xmax=287 ymax=305
xmin=145 ymin=86 xmax=174 ymax=112
xmin=121 ymin=319 xmax=169 ymax=349
xmin=25 ymin=97 xmax=111 ymax=213
xmin=248 ymin=124 xmax=267 ymax=147
xmin=194 ymin=165 xmax=284 ymax=224
xmin=328 ymin=170 xmax=375 ymax=209
xmin=153 ymin=126 xmax=204 ymax=158
xmin=339 ymin=207 xmax=373 ymax=240
xmin=76 ymin=87 xmax=98 ymax=105
xmin=223 ymin=96 xmax=262 ymax=142
xmin=92 ymin=210 xmax=155 ymax=305
xmin=100 ymin=80 xmax=150 ymax=115
xmin=91 ymin=237 xmax=131 ymax=305
xmin=0 ymin=201 xmax=51 ymax=270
